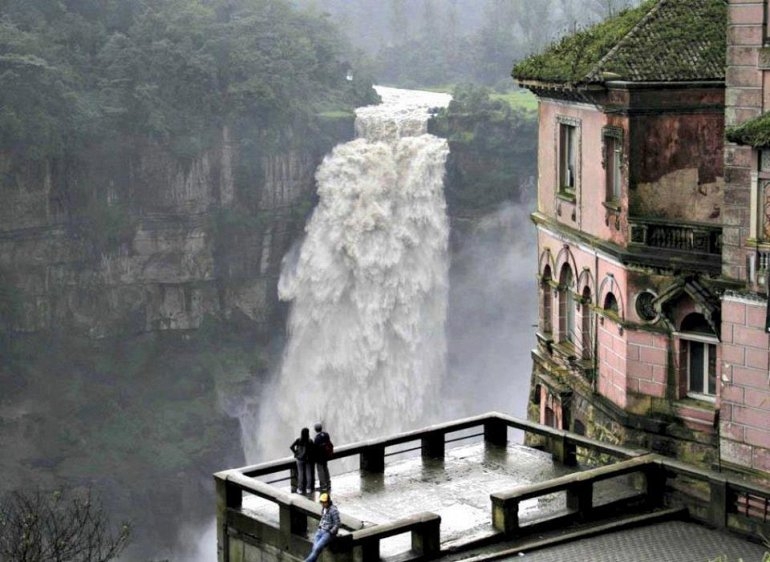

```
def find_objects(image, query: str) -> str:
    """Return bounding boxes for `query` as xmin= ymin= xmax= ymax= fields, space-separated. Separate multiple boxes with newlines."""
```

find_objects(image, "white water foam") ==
xmin=250 ymin=87 xmax=452 ymax=461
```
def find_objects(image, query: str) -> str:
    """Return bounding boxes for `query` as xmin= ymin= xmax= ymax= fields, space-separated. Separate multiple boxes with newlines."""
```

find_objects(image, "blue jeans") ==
xmin=304 ymin=529 xmax=333 ymax=562
xmin=316 ymin=461 xmax=330 ymax=491
xmin=296 ymin=459 xmax=314 ymax=493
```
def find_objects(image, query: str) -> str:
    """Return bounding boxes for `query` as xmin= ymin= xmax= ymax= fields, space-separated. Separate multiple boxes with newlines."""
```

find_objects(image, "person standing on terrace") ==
xmin=290 ymin=427 xmax=315 ymax=494
xmin=313 ymin=422 xmax=333 ymax=492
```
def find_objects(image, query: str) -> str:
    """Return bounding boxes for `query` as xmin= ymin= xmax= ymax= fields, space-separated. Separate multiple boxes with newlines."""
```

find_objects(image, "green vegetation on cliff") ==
xmin=430 ymin=84 xmax=537 ymax=214
xmin=0 ymin=0 xmax=377 ymax=162
xmin=1 ymin=326 xmax=264 ymax=559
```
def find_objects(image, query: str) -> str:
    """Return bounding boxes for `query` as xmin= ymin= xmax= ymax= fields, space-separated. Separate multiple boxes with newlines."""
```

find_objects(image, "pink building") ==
xmin=515 ymin=0 xmax=770 ymax=483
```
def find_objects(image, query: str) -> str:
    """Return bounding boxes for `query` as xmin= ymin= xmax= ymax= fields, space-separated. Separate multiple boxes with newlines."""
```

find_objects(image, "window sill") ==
xmin=685 ymin=392 xmax=716 ymax=404
xmin=673 ymin=397 xmax=717 ymax=433
xmin=536 ymin=331 xmax=554 ymax=352
xmin=603 ymin=201 xmax=621 ymax=213
xmin=552 ymin=340 xmax=577 ymax=361
xmin=557 ymin=191 xmax=576 ymax=203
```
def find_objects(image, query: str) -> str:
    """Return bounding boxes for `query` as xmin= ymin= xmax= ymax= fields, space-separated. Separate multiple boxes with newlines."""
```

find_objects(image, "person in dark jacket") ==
xmin=313 ymin=422 xmax=332 ymax=492
xmin=290 ymin=427 xmax=314 ymax=494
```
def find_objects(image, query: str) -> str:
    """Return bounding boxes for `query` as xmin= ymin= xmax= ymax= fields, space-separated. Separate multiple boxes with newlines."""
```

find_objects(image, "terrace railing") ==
xmin=215 ymin=412 xmax=770 ymax=562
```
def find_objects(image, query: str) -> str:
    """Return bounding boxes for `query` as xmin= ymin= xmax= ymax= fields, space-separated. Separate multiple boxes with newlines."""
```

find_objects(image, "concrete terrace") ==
xmin=215 ymin=413 xmax=770 ymax=562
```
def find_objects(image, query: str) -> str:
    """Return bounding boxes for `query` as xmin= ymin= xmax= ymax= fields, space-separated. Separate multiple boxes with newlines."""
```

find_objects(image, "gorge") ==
xmin=0 ymin=87 xmax=537 ymax=561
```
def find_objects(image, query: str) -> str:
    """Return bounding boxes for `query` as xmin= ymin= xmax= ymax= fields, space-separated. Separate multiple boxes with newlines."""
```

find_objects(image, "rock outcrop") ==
xmin=0 ymin=121 xmax=354 ymax=338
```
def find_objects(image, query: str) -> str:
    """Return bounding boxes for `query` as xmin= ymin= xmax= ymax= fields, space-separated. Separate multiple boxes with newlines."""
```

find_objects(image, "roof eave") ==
xmin=515 ymin=78 xmax=601 ymax=92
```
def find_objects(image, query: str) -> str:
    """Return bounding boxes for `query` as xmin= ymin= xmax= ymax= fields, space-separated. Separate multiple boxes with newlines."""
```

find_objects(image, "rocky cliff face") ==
xmin=0 ymin=122 xmax=353 ymax=338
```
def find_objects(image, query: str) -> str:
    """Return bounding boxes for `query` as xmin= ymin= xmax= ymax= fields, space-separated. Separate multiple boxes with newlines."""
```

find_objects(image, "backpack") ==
xmin=320 ymin=437 xmax=334 ymax=460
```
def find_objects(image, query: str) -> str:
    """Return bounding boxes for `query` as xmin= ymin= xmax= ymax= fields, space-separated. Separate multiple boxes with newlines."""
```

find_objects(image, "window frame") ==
xmin=541 ymin=270 xmax=553 ymax=335
xmin=558 ymin=266 xmax=575 ymax=345
xmin=603 ymin=127 xmax=623 ymax=203
xmin=676 ymin=331 xmax=718 ymax=402
xmin=752 ymin=149 xmax=770 ymax=242
xmin=557 ymin=117 xmax=580 ymax=198
xmin=580 ymin=287 xmax=592 ymax=359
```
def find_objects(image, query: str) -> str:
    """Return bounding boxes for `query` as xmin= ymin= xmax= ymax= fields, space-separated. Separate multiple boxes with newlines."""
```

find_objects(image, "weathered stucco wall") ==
xmin=628 ymin=90 xmax=725 ymax=223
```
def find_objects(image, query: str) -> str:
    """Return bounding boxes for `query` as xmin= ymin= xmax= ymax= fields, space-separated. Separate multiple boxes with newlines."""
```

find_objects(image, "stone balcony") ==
xmin=214 ymin=413 xmax=770 ymax=562
xmin=627 ymin=217 xmax=722 ymax=272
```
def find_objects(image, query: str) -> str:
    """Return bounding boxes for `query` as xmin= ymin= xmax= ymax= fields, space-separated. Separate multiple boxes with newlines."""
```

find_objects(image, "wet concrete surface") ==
xmin=242 ymin=440 xmax=768 ymax=561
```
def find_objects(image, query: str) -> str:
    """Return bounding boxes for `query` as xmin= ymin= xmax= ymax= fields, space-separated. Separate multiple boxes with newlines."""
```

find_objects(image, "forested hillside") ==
xmin=0 ymin=0 xmax=375 ymax=162
xmin=293 ymin=0 xmax=642 ymax=88
xmin=0 ymin=1 xmax=377 ymax=560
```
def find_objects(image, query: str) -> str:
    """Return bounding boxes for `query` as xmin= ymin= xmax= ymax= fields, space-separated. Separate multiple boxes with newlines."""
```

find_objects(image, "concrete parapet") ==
xmin=490 ymin=455 xmax=660 ymax=536
xmin=349 ymin=512 xmax=441 ymax=562
xmin=216 ymin=413 xmax=770 ymax=561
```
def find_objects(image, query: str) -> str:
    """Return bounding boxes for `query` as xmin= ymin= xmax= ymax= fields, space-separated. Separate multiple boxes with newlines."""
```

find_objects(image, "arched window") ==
xmin=542 ymin=266 xmax=553 ymax=334
xmin=679 ymin=313 xmax=717 ymax=399
xmin=581 ymin=286 xmax=592 ymax=359
xmin=559 ymin=265 xmax=574 ymax=344
xmin=603 ymin=292 xmax=619 ymax=314
xmin=544 ymin=406 xmax=556 ymax=428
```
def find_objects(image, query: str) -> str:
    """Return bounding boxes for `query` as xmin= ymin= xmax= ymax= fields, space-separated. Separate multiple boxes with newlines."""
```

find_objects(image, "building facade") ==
xmin=515 ymin=0 xmax=770 ymax=482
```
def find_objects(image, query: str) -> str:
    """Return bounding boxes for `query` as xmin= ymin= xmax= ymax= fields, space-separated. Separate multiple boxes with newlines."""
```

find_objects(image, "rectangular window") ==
xmin=605 ymin=135 xmax=622 ymax=201
xmin=687 ymin=340 xmax=717 ymax=397
xmin=760 ymin=149 xmax=770 ymax=173
xmin=559 ymin=123 xmax=576 ymax=193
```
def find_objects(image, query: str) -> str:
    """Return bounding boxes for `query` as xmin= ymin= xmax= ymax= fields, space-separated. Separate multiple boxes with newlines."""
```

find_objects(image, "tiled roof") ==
xmin=513 ymin=0 xmax=726 ymax=86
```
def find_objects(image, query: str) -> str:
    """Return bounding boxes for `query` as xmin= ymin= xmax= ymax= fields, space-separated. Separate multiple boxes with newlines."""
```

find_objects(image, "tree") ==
xmin=0 ymin=488 xmax=131 ymax=562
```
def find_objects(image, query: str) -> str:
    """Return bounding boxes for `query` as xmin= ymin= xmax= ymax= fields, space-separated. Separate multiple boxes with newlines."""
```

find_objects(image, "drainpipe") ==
xmin=593 ymin=245 xmax=599 ymax=393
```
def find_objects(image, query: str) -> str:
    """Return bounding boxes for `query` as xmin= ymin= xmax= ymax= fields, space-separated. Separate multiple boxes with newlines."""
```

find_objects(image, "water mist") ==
xmin=250 ymin=87 xmax=452 ymax=461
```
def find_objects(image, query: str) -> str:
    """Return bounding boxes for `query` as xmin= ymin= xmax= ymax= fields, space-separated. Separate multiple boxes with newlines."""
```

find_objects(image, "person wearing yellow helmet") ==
xmin=303 ymin=492 xmax=340 ymax=562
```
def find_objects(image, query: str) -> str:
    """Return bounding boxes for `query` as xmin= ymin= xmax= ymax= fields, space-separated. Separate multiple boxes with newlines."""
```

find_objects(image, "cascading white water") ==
xmin=251 ymin=87 xmax=452 ymax=461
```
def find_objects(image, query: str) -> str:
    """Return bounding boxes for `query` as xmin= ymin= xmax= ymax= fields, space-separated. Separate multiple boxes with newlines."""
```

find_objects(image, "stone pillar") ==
xmin=491 ymin=494 xmax=519 ymax=535
xmin=360 ymin=444 xmax=385 ymax=473
xmin=566 ymin=481 xmax=593 ymax=519
xmin=644 ymin=462 xmax=667 ymax=509
xmin=214 ymin=474 xmax=240 ymax=562
xmin=358 ymin=540 xmax=379 ymax=561
xmin=484 ymin=418 xmax=508 ymax=446
xmin=549 ymin=432 xmax=577 ymax=466
xmin=330 ymin=533 xmax=354 ymax=562
xmin=412 ymin=517 xmax=441 ymax=555
xmin=290 ymin=463 xmax=298 ymax=493
xmin=279 ymin=504 xmax=307 ymax=537
xmin=709 ymin=476 xmax=729 ymax=529
xmin=421 ymin=430 xmax=445 ymax=459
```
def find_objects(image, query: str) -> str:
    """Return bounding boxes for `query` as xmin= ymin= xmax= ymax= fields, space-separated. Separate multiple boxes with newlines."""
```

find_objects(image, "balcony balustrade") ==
xmin=629 ymin=219 xmax=722 ymax=255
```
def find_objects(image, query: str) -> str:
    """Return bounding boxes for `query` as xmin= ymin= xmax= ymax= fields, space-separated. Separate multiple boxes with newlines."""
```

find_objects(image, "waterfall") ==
xmin=251 ymin=87 xmax=452 ymax=461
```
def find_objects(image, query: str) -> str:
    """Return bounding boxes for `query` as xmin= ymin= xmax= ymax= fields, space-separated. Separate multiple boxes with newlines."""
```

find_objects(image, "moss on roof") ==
xmin=726 ymin=112 xmax=770 ymax=148
xmin=512 ymin=0 xmax=726 ymax=86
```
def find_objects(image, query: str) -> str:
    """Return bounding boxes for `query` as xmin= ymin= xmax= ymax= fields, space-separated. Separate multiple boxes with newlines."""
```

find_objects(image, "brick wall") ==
xmin=724 ymin=0 xmax=764 ymax=282
xmin=597 ymin=316 xmax=627 ymax=408
xmin=625 ymin=329 xmax=668 ymax=398
xmin=720 ymin=294 xmax=770 ymax=472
